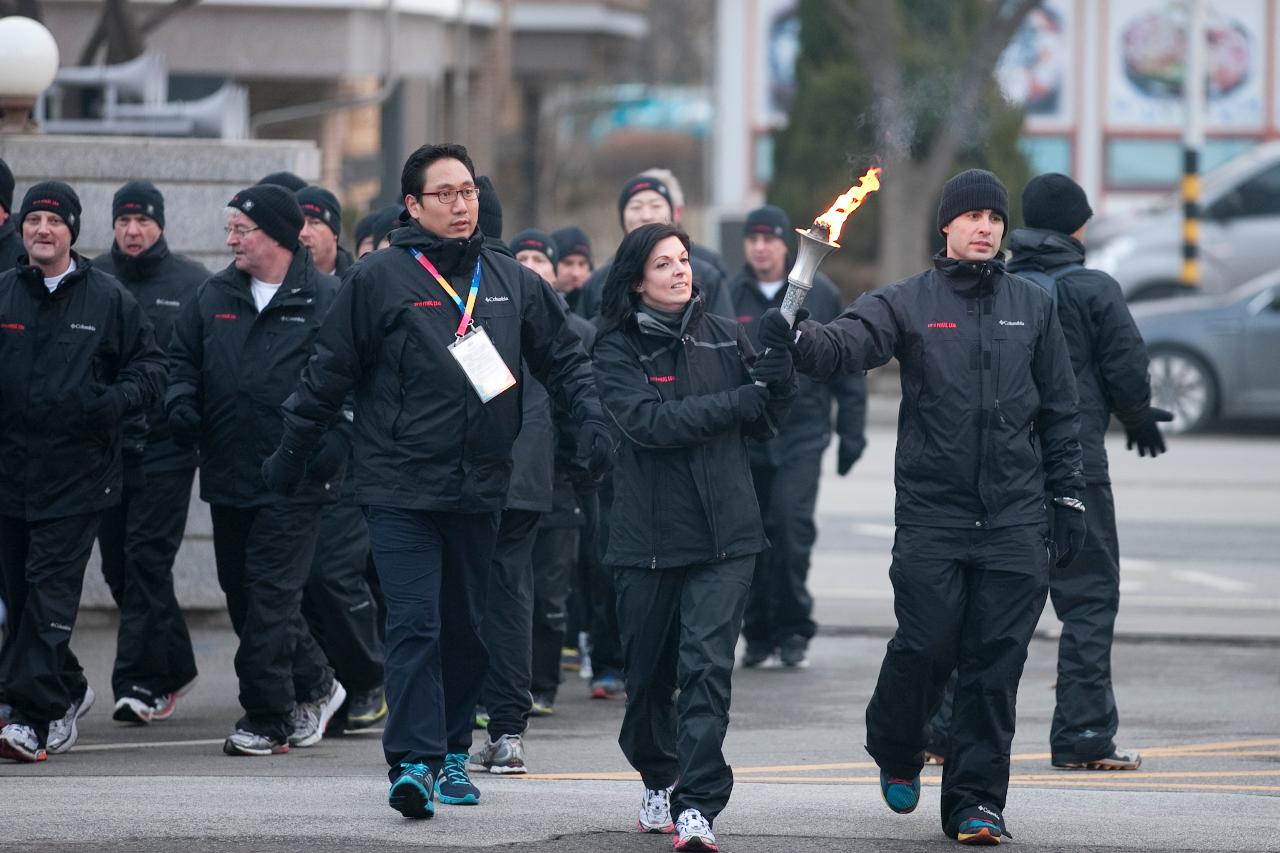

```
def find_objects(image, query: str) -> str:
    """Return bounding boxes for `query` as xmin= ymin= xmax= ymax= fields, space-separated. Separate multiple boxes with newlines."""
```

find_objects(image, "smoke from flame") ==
xmin=814 ymin=167 xmax=882 ymax=245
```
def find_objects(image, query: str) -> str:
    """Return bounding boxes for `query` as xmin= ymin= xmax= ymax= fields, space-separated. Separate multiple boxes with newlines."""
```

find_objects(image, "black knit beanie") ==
xmin=257 ymin=171 xmax=308 ymax=192
xmin=0 ymin=158 xmax=13 ymax=215
xmin=552 ymin=226 xmax=592 ymax=267
xmin=113 ymin=180 xmax=165 ymax=229
xmin=509 ymin=228 xmax=557 ymax=265
xmin=937 ymin=169 xmax=1009 ymax=234
xmin=1022 ymin=172 xmax=1093 ymax=236
xmin=744 ymin=204 xmax=790 ymax=238
xmin=227 ymin=184 xmax=303 ymax=249
xmin=617 ymin=175 xmax=673 ymax=226
xmin=476 ymin=175 xmax=503 ymax=241
xmin=20 ymin=181 xmax=82 ymax=244
xmin=295 ymin=185 xmax=342 ymax=238
xmin=370 ymin=204 xmax=403 ymax=248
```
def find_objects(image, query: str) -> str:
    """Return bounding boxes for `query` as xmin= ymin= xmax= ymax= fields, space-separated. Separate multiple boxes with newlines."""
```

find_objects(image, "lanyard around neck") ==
xmin=410 ymin=248 xmax=481 ymax=338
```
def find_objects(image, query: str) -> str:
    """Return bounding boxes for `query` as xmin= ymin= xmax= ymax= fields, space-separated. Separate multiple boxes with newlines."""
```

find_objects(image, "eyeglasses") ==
xmin=419 ymin=186 xmax=480 ymax=205
xmin=224 ymin=225 xmax=261 ymax=238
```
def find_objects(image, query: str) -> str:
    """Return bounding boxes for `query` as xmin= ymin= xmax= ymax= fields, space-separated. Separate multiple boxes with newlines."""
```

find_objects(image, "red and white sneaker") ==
xmin=150 ymin=676 xmax=199 ymax=722
xmin=636 ymin=784 xmax=675 ymax=833
xmin=672 ymin=808 xmax=717 ymax=851
xmin=0 ymin=722 xmax=47 ymax=763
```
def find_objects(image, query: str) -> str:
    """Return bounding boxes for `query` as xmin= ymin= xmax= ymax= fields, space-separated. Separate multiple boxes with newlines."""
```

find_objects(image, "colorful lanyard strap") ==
xmin=410 ymin=248 xmax=481 ymax=338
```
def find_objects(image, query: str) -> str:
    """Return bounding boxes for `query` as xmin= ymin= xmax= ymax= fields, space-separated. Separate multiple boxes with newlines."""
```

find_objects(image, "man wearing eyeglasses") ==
xmin=166 ymin=183 xmax=349 ymax=757
xmin=261 ymin=143 xmax=610 ymax=818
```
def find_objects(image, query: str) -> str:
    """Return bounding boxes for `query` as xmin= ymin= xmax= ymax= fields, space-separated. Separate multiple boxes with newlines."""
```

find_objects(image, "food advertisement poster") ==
xmin=997 ymin=0 xmax=1074 ymax=127
xmin=1106 ymin=0 xmax=1265 ymax=129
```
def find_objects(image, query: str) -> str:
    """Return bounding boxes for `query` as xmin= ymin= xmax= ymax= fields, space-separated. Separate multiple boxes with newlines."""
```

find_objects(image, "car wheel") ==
xmin=1148 ymin=348 xmax=1218 ymax=433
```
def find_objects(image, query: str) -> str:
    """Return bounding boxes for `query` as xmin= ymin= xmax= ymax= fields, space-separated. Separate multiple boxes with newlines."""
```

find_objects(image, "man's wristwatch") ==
xmin=1052 ymin=496 xmax=1086 ymax=512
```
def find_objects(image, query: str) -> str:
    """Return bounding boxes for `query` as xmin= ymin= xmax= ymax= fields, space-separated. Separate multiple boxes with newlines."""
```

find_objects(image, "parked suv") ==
xmin=1086 ymin=142 xmax=1280 ymax=301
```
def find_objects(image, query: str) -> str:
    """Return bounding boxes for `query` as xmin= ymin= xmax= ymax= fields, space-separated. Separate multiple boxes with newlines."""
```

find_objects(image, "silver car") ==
xmin=1131 ymin=274 xmax=1280 ymax=432
xmin=1088 ymin=142 xmax=1280 ymax=301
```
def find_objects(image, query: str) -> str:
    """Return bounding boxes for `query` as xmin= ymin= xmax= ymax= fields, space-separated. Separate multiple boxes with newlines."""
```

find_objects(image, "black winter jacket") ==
xmin=0 ymin=220 xmax=22 ymax=273
xmin=793 ymin=254 xmax=1084 ymax=529
xmin=278 ymin=224 xmax=605 ymax=513
xmin=94 ymin=238 xmax=208 ymax=474
xmin=1008 ymin=228 xmax=1153 ymax=484
xmin=167 ymin=249 xmax=345 ymax=507
xmin=594 ymin=293 xmax=791 ymax=568
xmin=730 ymin=267 xmax=867 ymax=465
xmin=0 ymin=253 xmax=167 ymax=520
xmin=575 ymin=253 xmax=734 ymax=320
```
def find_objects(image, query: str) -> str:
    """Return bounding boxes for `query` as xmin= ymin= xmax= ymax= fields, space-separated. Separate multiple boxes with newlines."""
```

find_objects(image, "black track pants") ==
xmin=481 ymin=508 xmax=540 ymax=738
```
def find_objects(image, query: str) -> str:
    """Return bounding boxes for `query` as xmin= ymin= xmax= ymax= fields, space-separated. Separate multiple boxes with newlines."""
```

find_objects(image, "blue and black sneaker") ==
xmin=953 ymin=804 xmax=1009 ymax=845
xmin=388 ymin=762 xmax=435 ymax=819
xmin=879 ymin=770 xmax=921 ymax=814
xmin=436 ymin=752 xmax=481 ymax=805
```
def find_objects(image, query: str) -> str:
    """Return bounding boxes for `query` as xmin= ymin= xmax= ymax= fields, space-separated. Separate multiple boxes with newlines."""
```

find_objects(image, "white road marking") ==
xmin=1119 ymin=580 xmax=1146 ymax=593
xmin=1171 ymin=569 xmax=1253 ymax=593
xmin=1121 ymin=558 xmax=1156 ymax=572
xmin=72 ymin=729 xmax=385 ymax=752
xmin=850 ymin=523 xmax=897 ymax=539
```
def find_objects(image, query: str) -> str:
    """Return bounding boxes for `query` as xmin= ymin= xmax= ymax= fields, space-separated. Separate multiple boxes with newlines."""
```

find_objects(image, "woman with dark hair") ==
xmin=593 ymin=223 xmax=796 ymax=851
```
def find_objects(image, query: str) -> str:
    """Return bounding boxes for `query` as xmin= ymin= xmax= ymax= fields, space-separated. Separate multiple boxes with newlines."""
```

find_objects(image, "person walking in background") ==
xmin=729 ymin=204 xmax=867 ymax=669
xmin=296 ymin=185 xmax=355 ymax=276
xmin=0 ymin=182 xmax=166 ymax=761
xmin=168 ymin=184 xmax=348 ymax=757
xmin=593 ymin=222 xmax=795 ymax=851
xmin=0 ymin=158 xmax=22 ymax=271
xmin=92 ymin=180 xmax=208 ymax=725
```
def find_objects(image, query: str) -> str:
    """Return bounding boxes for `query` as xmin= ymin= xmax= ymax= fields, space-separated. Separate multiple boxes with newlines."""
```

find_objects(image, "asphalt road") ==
xmin=3 ymin=405 xmax=1278 ymax=851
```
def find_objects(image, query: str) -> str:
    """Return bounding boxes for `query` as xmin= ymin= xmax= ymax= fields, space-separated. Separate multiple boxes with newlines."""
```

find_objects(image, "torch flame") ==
xmin=814 ymin=167 xmax=882 ymax=245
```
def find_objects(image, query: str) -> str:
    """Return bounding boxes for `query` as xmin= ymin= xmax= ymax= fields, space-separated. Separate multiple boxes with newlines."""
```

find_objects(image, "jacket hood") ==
xmin=389 ymin=221 xmax=485 ymax=277
xmin=110 ymin=235 xmax=172 ymax=282
xmin=1007 ymin=227 xmax=1086 ymax=274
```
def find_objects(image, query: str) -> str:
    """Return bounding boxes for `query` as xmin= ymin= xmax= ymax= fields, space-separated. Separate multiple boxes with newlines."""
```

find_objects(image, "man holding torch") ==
xmin=758 ymin=169 xmax=1084 ymax=845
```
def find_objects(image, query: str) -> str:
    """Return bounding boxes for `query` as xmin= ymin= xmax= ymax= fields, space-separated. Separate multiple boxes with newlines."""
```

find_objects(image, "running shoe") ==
xmin=590 ymin=673 xmax=625 ymax=700
xmin=673 ymin=808 xmax=718 ymax=851
xmin=149 ymin=675 xmax=199 ymax=722
xmin=879 ymin=770 xmax=920 ymax=814
xmin=222 ymin=728 xmax=289 ymax=756
xmin=740 ymin=641 xmax=774 ymax=668
xmin=0 ymin=722 xmax=46 ymax=763
xmin=347 ymin=686 xmax=387 ymax=729
xmin=389 ymin=761 xmax=435 ymax=819
xmin=473 ymin=704 xmax=490 ymax=730
xmin=47 ymin=685 xmax=95 ymax=755
xmin=468 ymin=732 xmax=527 ymax=774
xmin=436 ymin=752 xmax=481 ymax=805
xmin=289 ymin=679 xmax=347 ymax=748
xmin=1053 ymin=747 xmax=1142 ymax=770
xmin=560 ymin=646 xmax=582 ymax=672
xmin=530 ymin=692 xmax=555 ymax=717
xmin=113 ymin=696 xmax=154 ymax=725
xmin=636 ymin=784 xmax=675 ymax=833
xmin=954 ymin=804 xmax=1008 ymax=845
xmin=779 ymin=635 xmax=810 ymax=668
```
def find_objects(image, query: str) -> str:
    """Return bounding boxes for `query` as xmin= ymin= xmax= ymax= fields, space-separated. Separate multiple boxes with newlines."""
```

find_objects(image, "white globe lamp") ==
xmin=0 ymin=16 xmax=60 ymax=132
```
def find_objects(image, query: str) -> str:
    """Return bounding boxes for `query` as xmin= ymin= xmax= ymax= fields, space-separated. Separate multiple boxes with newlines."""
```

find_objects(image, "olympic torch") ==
xmin=756 ymin=168 xmax=882 ymax=382
xmin=781 ymin=167 xmax=883 ymax=322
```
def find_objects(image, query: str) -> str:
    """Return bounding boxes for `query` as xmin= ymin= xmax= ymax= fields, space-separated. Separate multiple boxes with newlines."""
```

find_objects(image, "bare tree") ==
xmin=830 ymin=0 xmax=1039 ymax=284
xmin=76 ymin=0 xmax=202 ymax=66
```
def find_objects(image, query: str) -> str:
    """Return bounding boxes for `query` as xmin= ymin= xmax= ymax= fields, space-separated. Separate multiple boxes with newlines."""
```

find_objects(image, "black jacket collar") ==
xmin=212 ymin=246 xmax=320 ymax=310
xmin=633 ymin=290 xmax=705 ymax=340
xmin=1007 ymin=227 xmax=1085 ymax=274
xmin=933 ymin=251 xmax=1005 ymax=298
xmin=390 ymin=222 xmax=485 ymax=277
xmin=18 ymin=251 xmax=92 ymax=300
xmin=110 ymin=236 xmax=172 ymax=282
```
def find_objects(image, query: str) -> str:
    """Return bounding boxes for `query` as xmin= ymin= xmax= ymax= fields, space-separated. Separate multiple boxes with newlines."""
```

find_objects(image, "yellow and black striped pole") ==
xmin=1182 ymin=0 xmax=1206 ymax=289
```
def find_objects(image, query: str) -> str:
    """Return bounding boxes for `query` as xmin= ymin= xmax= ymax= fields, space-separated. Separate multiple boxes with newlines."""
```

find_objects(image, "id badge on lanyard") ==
xmin=410 ymin=249 xmax=516 ymax=403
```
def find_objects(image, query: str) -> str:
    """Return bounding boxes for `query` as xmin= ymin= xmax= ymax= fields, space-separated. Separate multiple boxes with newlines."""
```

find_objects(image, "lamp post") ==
xmin=0 ymin=16 xmax=60 ymax=133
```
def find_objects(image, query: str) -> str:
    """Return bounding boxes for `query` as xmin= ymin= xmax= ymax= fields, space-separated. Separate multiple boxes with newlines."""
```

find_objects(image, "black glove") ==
xmin=757 ymin=308 xmax=810 ymax=351
xmin=735 ymin=383 xmax=771 ymax=422
xmin=261 ymin=444 xmax=309 ymax=496
xmin=751 ymin=346 xmax=793 ymax=387
xmin=76 ymin=384 xmax=130 ymax=428
xmin=122 ymin=449 xmax=146 ymax=493
xmin=168 ymin=403 xmax=202 ymax=448
xmin=1052 ymin=501 xmax=1087 ymax=568
xmin=1125 ymin=407 xmax=1174 ymax=458
xmin=837 ymin=439 xmax=863 ymax=476
xmin=308 ymin=431 xmax=350 ymax=482
xmin=575 ymin=419 xmax=614 ymax=479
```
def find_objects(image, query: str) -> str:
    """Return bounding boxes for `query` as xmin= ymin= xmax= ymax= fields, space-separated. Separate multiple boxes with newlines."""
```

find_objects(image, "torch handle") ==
xmin=754 ymin=279 xmax=815 ymax=386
